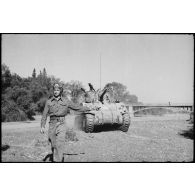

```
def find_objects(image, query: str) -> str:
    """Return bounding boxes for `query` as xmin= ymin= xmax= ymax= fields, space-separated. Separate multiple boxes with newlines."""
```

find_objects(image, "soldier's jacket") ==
xmin=41 ymin=96 xmax=89 ymax=128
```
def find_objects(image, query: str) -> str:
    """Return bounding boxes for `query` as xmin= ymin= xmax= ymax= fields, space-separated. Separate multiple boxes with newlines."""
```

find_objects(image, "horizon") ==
xmin=2 ymin=34 xmax=194 ymax=104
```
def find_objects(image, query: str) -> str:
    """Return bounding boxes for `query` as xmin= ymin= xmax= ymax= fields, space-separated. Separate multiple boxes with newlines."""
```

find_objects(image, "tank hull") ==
xmin=82 ymin=102 xmax=130 ymax=132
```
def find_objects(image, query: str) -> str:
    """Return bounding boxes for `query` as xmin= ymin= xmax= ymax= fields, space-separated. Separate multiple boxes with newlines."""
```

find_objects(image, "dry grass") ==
xmin=1 ymin=114 xmax=194 ymax=162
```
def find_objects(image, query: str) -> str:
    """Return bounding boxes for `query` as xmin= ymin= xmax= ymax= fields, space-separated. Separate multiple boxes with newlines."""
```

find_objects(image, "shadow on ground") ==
xmin=179 ymin=127 xmax=194 ymax=140
xmin=93 ymin=125 xmax=122 ymax=133
xmin=43 ymin=153 xmax=53 ymax=162
xmin=1 ymin=144 xmax=10 ymax=151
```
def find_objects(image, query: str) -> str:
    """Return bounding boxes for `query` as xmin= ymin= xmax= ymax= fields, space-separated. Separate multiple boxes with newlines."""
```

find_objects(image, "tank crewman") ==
xmin=99 ymin=87 xmax=111 ymax=104
xmin=88 ymin=83 xmax=95 ymax=92
xmin=83 ymin=83 xmax=98 ymax=103
xmin=40 ymin=83 xmax=90 ymax=162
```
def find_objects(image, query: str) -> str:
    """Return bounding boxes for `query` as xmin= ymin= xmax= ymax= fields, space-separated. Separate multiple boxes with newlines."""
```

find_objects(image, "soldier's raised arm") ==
xmin=68 ymin=101 xmax=90 ymax=112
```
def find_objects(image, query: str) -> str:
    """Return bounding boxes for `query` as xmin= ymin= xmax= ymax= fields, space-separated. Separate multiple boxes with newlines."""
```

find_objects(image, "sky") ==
xmin=2 ymin=34 xmax=194 ymax=104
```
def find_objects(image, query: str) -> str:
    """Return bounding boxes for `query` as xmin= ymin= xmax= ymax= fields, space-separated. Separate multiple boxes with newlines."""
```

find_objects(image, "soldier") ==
xmin=99 ymin=87 xmax=112 ymax=104
xmin=40 ymin=83 xmax=90 ymax=162
xmin=82 ymin=83 xmax=98 ymax=103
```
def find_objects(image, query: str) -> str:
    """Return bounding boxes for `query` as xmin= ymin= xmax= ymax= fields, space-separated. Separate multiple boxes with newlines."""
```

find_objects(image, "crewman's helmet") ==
xmin=53 ymin=83 xmax=63 ymax=95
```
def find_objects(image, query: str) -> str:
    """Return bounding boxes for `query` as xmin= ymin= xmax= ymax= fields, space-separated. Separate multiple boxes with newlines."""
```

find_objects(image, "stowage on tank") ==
xmin=80 ymin=83 xmax=131 ymax=133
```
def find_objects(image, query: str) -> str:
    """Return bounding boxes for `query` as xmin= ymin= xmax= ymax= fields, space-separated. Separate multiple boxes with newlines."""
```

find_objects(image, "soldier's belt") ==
xmin=50 ymin=116 xmax=65 ymax=122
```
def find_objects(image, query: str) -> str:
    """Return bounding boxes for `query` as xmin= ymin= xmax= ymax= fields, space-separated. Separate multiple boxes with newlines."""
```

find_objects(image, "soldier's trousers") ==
xmin=48 ymin=119 xmax=67 ymax=162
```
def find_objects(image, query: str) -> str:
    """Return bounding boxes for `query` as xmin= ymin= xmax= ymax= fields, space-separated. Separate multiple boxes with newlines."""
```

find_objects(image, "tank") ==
xmin=80 ymin=83 xmax=130 ymax=133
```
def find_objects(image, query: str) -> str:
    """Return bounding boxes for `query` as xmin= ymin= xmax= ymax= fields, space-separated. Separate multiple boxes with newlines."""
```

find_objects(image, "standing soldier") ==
xmin=40 ymin=83 xmax=90 ymax=162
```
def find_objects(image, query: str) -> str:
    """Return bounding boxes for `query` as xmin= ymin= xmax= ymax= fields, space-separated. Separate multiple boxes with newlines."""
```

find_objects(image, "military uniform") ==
xmin=41 ymin=96 xmax=89 ymax=162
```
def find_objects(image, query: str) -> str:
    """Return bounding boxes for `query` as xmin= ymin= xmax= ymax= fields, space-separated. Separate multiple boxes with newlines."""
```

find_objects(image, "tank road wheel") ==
xmin=119 ymin=113 xmax=130 ymax=132
xmin=84 ymin=114 xmax=95 ymax=133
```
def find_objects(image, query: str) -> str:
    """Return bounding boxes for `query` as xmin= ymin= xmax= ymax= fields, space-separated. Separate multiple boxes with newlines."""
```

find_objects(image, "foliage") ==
xmin=104 ymin=82 xmax=138 ymax=104
xmin=1 ymin=64 xmax=70 ymax=121
xmin=1 ymin=99 xmax=27 ymax=122
xmin=63 ymin=80 xmax=85 ymax=103
xmin=1 ymin=64 xmax=140 ymax=122
xmin=36 ymin=97 xmax=48 ymax=113
xmin=32 ymin=68 xmax=36 ymax=78
xmin=1 ymin=65 xmax=51 ymax=121
xmin=1 ymin=64 xmax=12 ymax=92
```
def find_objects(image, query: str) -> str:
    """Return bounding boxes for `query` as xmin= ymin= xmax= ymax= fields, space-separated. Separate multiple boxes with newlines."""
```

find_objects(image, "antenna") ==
xmin=100 ymin=53 xmax=101 ymax=90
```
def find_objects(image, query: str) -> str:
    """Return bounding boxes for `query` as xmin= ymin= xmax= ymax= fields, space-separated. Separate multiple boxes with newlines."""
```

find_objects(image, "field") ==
xmin=1 ymin=114 xmax=194 ymax=162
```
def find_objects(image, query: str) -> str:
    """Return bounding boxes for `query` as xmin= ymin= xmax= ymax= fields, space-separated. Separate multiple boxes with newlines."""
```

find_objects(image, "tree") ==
xmin=1 ymin=99 xmax=27 ymax=122
xmin=104 ymin=82 xmax=138 ymax=104
xmin=42 ymin=68 xmax=49 ymax=86
xmin=43 ymin=68 xmax=47 ymax=78
xmin=1 ymin=64 xmax=141 ymax=122
xmin=16 ymin=94 xmax=35 ymax=119
xmin=64 ymin=80 xmax=84 ymax=103
xmin=1 ymin=64 xmax=63 ymax=121
xmin=39 ymin=70 xmax=42 ymax=77
xmin=37 ymin=70 xmax=43 ymax=85
xmin=10 ymin=73 xmax=22 ymax=88
xmin=6 ymin=86 xmax=28 ymax=102
xmin=32 ymin=68 xmax=36 ymax=78
xmin=1 ymin=64 xmax=12 ymax=91
xmin=48 ymin=75 xmax=61 ymax=86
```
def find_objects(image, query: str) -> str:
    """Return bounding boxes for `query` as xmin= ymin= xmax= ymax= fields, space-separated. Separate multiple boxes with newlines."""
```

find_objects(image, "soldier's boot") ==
xmin=52 ymin=147 xmax=61 ymax=162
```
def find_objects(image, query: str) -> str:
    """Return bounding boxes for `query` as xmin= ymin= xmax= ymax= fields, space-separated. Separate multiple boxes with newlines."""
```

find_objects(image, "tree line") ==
xmin=1 ymin=64 xmax=140 ymax=122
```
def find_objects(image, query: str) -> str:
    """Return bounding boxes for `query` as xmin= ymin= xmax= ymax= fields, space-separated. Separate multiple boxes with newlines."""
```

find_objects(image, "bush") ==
xmin=36 ymin=97 xmax=47 ymax=113
xmin=1 ymin=100 xmax=27 ymax=122
xmin=16 ymin=94 xmax=36 ymax=120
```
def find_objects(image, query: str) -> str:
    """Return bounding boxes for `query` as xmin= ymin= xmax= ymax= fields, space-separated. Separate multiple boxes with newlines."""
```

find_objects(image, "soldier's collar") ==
xmin=51 ymin=96 xmax=63 ymax=101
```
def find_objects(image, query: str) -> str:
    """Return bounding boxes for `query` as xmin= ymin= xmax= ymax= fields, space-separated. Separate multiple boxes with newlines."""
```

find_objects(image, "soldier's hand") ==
xmin=40 ymin=127 xmax=45 ymax=134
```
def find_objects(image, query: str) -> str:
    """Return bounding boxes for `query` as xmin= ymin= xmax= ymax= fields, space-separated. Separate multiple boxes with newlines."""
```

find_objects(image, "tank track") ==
xmin=119 ymin=113 xmax=130 ymax=132
xmin=85 ymin=114 xmax=95 ymax=133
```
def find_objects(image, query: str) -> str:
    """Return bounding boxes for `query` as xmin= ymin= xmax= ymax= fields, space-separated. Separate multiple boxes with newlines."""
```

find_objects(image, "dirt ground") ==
xmin=1 ymin=114 xmax=194 ymax=162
